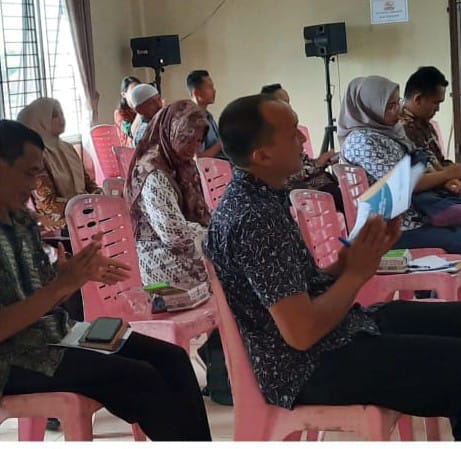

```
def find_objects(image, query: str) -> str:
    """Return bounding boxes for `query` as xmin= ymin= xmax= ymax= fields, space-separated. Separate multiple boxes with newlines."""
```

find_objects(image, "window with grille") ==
xmin=0 ymin=0 xmax=88 ymax=139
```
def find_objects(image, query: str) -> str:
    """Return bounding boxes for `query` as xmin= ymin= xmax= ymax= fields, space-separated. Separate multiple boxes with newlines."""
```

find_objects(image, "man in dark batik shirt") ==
xmin=401 ymin=66 xmax=451 ymax=169
xmin=204 ymin=94 xmax=461 ymax=440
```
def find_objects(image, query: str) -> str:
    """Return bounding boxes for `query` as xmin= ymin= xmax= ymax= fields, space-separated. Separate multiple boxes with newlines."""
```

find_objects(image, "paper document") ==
xmin=348 ymin=155 xmax=425 ymax=240
xmin=408 ymin=256 xmax=461 ymax=273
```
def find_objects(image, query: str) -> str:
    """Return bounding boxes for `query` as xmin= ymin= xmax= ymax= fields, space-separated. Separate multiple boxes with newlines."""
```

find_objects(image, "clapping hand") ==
xmin=444 ymin=178 xmax=461 ymax=195
xmin=55 ymin=233 xmax=131 ymax=297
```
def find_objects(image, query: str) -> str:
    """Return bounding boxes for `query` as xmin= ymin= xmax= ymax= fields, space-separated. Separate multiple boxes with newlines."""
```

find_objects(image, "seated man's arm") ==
xmin=0 ymin=281 xmax=70 ymax=343
xmin=0 ymin=239 xmax=131 ymax=343
xmin=271 ymin=217 xmax=400 ymax=350
xmin=415 ymin=164 xmax=461 ymax=192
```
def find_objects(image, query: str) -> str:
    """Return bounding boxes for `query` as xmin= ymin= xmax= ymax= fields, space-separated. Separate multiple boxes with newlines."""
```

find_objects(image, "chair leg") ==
xmin=306 ymin=430 xmax=325 ymax=441
xmin=398 ymin=415 xmax=414 ymax=441
xmin=18 ymin=417 xmax=47 ymax=441
xmin=424 ymin=418 xmax=441 ymax=441
xmin=283 ymin=430 xmax=303 ymax=441
xmin=131 ymin=423 xmax=147 ymax=441
xmin=363 ymin=408 xmax=392 ymax=441
xmin=62 ymin=419 xmax=93 ymax=441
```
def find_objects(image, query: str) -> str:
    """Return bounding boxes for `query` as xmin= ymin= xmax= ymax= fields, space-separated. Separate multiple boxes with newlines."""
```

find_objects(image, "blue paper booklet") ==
xmin=348 ymin=155 xmax=425 ymax=240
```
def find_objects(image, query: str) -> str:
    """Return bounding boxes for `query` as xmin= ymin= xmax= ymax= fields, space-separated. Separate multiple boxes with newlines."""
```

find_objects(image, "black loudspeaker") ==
xmin=130 ymin=35 xmax=181 ymax=68
xmin=303 ymin=22 xmax=347 ymax=58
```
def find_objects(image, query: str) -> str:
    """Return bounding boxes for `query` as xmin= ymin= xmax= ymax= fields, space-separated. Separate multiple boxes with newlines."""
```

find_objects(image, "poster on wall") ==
xmin=370 ymin=0 xmax=409 ymax=24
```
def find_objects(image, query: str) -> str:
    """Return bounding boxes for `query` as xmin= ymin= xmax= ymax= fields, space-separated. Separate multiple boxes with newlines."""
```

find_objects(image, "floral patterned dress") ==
xmin=133 ymin=169 xmax=208 ymax=286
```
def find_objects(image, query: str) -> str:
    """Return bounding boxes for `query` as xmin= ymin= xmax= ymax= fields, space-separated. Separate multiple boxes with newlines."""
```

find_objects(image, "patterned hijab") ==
xmin=337 ymin=76 xmax=412 ymax=149
xmin=17 ymin=98 xmax=86 ymax=199
xmin=125 ymin=100 xmax=210 ymax=228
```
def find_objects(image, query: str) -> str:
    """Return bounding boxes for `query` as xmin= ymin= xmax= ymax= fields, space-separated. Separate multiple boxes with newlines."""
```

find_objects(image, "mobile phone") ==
xmin=83 ymin=317 xmax=123 ymax=343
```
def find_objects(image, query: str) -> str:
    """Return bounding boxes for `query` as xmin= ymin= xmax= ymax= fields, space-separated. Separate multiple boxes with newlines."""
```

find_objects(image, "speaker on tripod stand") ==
xmin=130 ymin=34 xmax=181 ymax=96
xmin=303 ymin=22 xmax=347 ymax=154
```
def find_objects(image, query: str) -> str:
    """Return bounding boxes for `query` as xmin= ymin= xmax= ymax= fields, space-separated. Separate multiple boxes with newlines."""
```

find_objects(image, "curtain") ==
xmin=65 ymin=0 xmax=99 ymax=124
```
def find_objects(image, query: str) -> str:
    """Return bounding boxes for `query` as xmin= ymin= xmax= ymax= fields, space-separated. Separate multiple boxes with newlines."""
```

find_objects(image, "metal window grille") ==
xmin=0 ymin=0 xmax=88 ymax=138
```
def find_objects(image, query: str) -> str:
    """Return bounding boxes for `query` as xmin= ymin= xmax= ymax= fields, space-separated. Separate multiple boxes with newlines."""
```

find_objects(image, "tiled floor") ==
xmin=0 ymin=341 xmax=454 ymax=442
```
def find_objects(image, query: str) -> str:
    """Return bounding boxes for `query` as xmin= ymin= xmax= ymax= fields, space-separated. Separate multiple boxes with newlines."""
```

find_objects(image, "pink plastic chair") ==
xmin=430 ymin=119 xmax=446 ymax=158
xmin=196 ymin=158 xmax=232 ymax=211
xmin=332 ymin=164 xmax=369 ymax=232
xmin=64 ymin=194 xmax=218 ymax=352
xmin=113 ymin=146 xmax=135 ymax=179
xmin=89 ymin=125 xmax=122 ymax=184
xmin=333 ymin=163 xmax=448 ymax=257
xmin=102 ymin=177 xmax=125 ymax=197
xmin=205 ymin=260 xmax=410 ymax=441
xmin=0 ymin=392 xmax=145 ymax=441
xmin=291 ymin=189 xmax=343 ymax=269
xmin=289 ymin=189 xmax=460 ymax=306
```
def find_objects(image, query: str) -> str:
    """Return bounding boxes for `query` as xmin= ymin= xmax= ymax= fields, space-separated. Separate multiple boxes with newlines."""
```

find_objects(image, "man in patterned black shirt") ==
xmin=204 ymin=94 xmax=461 ymax=440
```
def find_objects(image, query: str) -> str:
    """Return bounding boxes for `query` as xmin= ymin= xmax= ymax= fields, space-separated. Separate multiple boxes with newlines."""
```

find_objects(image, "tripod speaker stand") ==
xmin=303 ymin=22 xmax=347 ymax=154
xmin=320 ymin=55 xmax=336 ymax=154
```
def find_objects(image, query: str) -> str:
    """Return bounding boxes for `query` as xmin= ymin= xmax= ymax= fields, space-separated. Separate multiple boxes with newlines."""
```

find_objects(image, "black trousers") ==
xmin=4 ymin=332 xmax=211 ymax=441
xmin=296 ymin=300 xmax=461 ymax=440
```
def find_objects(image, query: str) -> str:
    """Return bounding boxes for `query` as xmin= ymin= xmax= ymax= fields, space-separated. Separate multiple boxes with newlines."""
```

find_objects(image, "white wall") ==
xmin=91 ymin=0 xmax=148 ymax=124
xmin=92 ymin=0 xmax=453 ymax=156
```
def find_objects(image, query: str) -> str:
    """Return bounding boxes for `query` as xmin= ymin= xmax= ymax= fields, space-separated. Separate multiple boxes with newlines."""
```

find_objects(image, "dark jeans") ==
xmin=395 ymin=224 xmax=461 ymax=254
xmin=296 ymin=300 xmax=461 ymax=440
xmin=4 ymin=332 xmax=211 ymax=441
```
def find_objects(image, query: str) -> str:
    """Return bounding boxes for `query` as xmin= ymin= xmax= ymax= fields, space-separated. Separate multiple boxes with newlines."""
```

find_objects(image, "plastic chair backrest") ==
xmin=102 ymin=177 xmax=125 ymax=197
xmin=113 ymin=146 xmax=135 ymax=179
xmin=298 ymin=125 xmax=314 ymax=158
xmin=430 ymin=119 xmax=446 ymax=157
xmin=333 ymin=164 xmax=369 ymax=232
xmin=65 ymin=194 xmax=148 ymax=321
xmin=196 ymin=158 xmax=232 ymax=210
xmin=205 ymin=260 xmax=268 ymax=412
xmin=289 ymin=189 xmax=343 ymax=269
xmin=89 ymin=125 xmax=122 ymax=183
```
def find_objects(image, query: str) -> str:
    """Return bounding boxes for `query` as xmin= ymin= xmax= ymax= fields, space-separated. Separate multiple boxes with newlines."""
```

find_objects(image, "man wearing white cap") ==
xmin=131 ymin=83 xmax=163 ymax=146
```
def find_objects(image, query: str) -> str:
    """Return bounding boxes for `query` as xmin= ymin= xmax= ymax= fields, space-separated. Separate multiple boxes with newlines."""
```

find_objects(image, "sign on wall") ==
xmin=370 ymin=0 xmax=409 ymax=24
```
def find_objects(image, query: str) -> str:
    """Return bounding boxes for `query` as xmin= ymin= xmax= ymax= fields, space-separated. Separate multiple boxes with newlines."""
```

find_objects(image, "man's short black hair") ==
xmin=260 ymin=83 xmax=282 ymax=95
xmin=219 ymin=94 xmax=275 ymax=167
xmin=0 ymin=119 xmax=44 ymax=165
xmin=186 ymin=70 xmax=210 ymax=93
xmin=404 ymin=66 xmax=449 ymax=99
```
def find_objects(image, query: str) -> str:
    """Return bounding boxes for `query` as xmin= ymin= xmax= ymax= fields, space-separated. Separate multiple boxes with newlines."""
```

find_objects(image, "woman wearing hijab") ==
xmin=338 ymin=75 xmax=461 ymax=253
xmin=125 ymin=100 xmax=210 ymax=286
xmin=18 ymin=98 xmax=101 ymax=229
xmin=114 ymin=76 xmax=141 ymax=147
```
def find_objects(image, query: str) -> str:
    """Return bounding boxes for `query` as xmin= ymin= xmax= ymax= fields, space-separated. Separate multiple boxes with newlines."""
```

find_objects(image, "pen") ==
xmin=338 ymin=236 xmax=351 ymax=248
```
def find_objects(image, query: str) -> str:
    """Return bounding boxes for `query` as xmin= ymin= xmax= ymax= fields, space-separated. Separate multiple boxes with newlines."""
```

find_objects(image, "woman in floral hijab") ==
xmin=125 ymin=100 xmax=210 ymax=286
